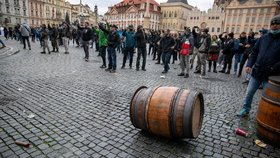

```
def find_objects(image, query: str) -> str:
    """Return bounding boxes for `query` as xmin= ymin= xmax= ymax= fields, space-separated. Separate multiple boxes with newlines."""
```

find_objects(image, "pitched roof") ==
xmin=167 ymin=0 xmax=188 ymax=4
xmin=115 ymin=0 xmax=160 ymax=7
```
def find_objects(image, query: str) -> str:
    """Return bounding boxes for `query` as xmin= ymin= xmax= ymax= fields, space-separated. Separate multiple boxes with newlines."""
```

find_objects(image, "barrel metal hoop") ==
xmin=141 ymin=87 xmax=156 ymax=131
xmin=132 ymin=87 xmax=147 ymax=129
xmin=183 ymin=91 xmax=197 ymax=138
xmin=265 ymin=82 xmax=280 ymax=93
xmin=170 ymin=89 xmax=185 ymax=138
xmin=256 ymin=118 xmax=280 ymax=134
xmin=261 ymin=96 xmax=280 ymax=106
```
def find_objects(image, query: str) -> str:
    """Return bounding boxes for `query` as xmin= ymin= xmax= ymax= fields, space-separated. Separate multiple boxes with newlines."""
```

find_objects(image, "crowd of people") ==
xmin=1 ymin=14 xmax=279 ymax=117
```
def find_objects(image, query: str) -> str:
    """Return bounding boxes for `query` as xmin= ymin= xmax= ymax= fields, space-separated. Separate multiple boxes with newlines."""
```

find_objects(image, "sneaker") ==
xmin=162 ymin=70 xmax=167 ymax=74
xmin=213 ymin=70 xmax=217 ymax=73
xmin=29 ymin=47 xmax=31 ymax=50
xmin=41 ymin=52 xmax=46 ymax=54
xmin=184 ymin=74 xmax=189 ymax=78
xmin=110 ymin=69 xmax=116 ymax=73
xmin=105 ymin=68 xmax=112 ymax=71
xmin=178 ymin=73 xmax=184 ymax=76
xmin=121 ymin=66 xmax=125 ymax=69
xmin=194 ymin=70 xmax=201 ymax=74
xmin=136 ymin=68 xmax=139 ymax=71
xmin=65 ymin=52 xmax=69 ymax=54
xmin=129 ymin=66 xmax=132 ymax=69
xmin=141 ymin=68 xmax=146 ymax=71
xmin=242 ymin=80 xmax=249 ymax=84
xmin=236 ymin=108 xmax=249 ymax=117
xmin=85 ymin=59 xmax=89 ymax=62
xmin=225 ymin=71 xmax=230 ymax=74
xmin=219 ymin=70 xmax=225 ymax=73
xmin=100 ymin=65 xmax=106 ymax=68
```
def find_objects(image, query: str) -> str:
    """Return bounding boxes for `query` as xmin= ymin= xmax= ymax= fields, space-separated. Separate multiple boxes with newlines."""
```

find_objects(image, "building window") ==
xmin=209 ymin=17 xmax=211 ymax=20
xmin=216 ymin=17 xmax=219 ymax=19
xmin=190 ymin=17 xmax=193 ymax=20
xmin=236 ymin=26 xmax=240 ymax=33
xmin=226 ymin=27 xmax=229 ymax=32
xmin=174 ymin=12 xmax=177 ymax=17
xmin=245 ymin=17 xmax=250 ymax=23
xmin=232 ymin=16 xmax=236 ymax=24
xmin=6 ymin=7 xmax=10 ymax=13
xmin=212 ymin=27 xmax=215 ymax=32
xmin=217 ymin=27 xmax=220 ymax=33
xmin=258 ymin=16 xmax=263 ymax=24
xmin=32 ymin=20 xmax=34 ymax=25
xmin=244 ymin=27 xmax=248 ymax=33
xmin=231 ymin=27 xmax=235 ymax=33
xmin=197 ymin=17 xmax=199 ymax=20
xmin=23 ymin=10 xmax=26 ymax=16
xmin=238 ymin=15 xmax=242 ymax=24
xmin=264 ymin=16 xmax=270 ymax=24
xmin=251 ymin=16 xmax=255 ymax=23
xmin=260 ymin=8 xmax=264 ymax=14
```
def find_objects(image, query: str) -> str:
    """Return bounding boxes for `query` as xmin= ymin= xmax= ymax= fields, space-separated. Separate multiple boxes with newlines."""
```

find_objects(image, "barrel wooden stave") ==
xmin=147 ymin=87 xmax=179 ymax=138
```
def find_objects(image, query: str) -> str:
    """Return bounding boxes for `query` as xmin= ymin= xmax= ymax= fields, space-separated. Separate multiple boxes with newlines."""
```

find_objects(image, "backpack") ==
xmin=180 ymin=39 xmax=190 ymax=56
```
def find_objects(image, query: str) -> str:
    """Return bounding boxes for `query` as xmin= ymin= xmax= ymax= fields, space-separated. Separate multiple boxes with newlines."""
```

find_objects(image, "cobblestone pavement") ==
xmin=0 ymin=39 xmax=279 ymax=158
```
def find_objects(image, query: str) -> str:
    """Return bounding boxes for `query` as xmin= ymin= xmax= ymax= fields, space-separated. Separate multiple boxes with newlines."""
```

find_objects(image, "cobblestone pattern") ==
xmin=0 ymin=40 xmax=279 ymax=158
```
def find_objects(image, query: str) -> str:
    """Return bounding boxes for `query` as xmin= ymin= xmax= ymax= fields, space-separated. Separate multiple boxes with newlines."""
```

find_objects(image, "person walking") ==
xmin=178 ymin=28 xmax=194 ymax=78
xmin=135 ymin=25 xmax=147 ymax=71
xmin=160 ymin=29 xmax=176 ymax=74
xmin=121 ymin=25 xmax=136 ymax=69
xmin=0 ymin=39 xmax=6 ymax=48
xmin=20 ymin=22 xmax=31 ymax=50
xmin=237 ymin=15 xmax=280 ymax=117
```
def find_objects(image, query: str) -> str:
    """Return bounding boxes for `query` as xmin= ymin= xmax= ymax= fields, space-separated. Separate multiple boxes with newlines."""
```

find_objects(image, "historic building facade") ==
xmin=104 ymin=0 xmax=161 ymax=30
xmin=0 ymin=0 xmax=97 ymax=28
xmin=187 ymin=4 xmax=225 ymax=35
xmin=0 ymin=0 xmax=30 ymax=27
xmin=224 ymin=0 xmax=280 ymax=35
xmin=160 ymin=0 xmax=192 ymax=32
xmin=71 ymin=4 xmax=97 ymax=26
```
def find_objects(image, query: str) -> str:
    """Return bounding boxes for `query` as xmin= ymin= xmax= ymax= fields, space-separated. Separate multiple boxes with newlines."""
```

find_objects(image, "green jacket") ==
xmin=93 ymin=28 xmax=108 ymax=47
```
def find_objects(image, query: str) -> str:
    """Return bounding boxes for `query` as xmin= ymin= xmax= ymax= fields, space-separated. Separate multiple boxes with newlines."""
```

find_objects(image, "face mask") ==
xmin=270 ymin=29 xmax=280 ymax=35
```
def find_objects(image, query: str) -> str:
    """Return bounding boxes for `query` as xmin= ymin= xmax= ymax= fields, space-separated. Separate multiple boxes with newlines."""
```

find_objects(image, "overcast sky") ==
xmin=67 ymin=0 xmax=214 ymax=15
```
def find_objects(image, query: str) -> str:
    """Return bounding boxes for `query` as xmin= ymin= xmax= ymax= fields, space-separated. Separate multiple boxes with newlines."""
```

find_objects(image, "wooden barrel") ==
xmin=256 ymin=76 xmax=280 ymax=146
xmin=130 ymin=86 xmax=204 ymax=139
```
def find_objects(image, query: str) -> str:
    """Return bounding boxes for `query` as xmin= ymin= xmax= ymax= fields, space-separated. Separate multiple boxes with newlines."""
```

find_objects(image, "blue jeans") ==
xmin=107 ymin=47 xmax=117 ymax=70
xmin=234 ymin=53 xmax=243 ymax=72
xmin=162 ymin=51 xmax=172 ymax=71
xmin=242 ymin=76 xmax=268 ymax=111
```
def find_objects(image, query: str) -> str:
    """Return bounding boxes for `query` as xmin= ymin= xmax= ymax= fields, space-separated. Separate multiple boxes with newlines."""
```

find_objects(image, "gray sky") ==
xmin=67 ymin=0 xmax=214 ymax=15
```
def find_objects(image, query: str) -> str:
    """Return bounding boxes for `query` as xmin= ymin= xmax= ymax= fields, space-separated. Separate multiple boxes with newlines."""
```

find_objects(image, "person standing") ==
xmin=40 ymin=24 xmax=50 ymax=54
xmin=219 ymin=32 xmax=235 ymax=74
xmin=48 ymin=24 xmax=59 ymax=52
xmin=178 ymin=28 xmax=194 ymax=78
xmin=208 ymin=35 xmax=220 ymax=73
xmin=20 ymin=22 xmax=31 ymax=50
xmin=102 ymin=25 xmax=119 ymax=73
xmin=60 ymin=22 xmax=71 ymax=54
xmin=233 ymin=32 xmax=247 ymax=75
xmin=121 ymin=25 xmax=136 ymax=69
xmin=194 ymin=29 xmax=211 ymax=77
xmin=160 ymin=29 xmax=176 ymax=74
xmin=93 ymin=22 xmax=108 ymax=68
xmin=135 ymin=25 xmax=147 ymax=71
xmin=190 ymin=26 xmax=201 ymax=70
xmin=78 ymin=22 xmax=93 ymax=61
xmin=237 ymin=15 xmax=280 ymax=117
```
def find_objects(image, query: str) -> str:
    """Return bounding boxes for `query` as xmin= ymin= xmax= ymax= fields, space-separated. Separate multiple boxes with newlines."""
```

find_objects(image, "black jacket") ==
xmin=107 ymin=30 xmax=120 ymax=48
xmin=135 ymin=30 xmax=147 ymax=48
xmin=160 ymin=35 xmax=175 ymax=52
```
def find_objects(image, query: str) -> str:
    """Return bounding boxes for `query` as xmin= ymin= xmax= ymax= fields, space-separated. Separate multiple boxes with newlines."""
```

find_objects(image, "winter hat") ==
xmin=228 ymin=32 xmax=234 ymax=38
xmin=270 ymin=14 xmax=280 ymax=25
